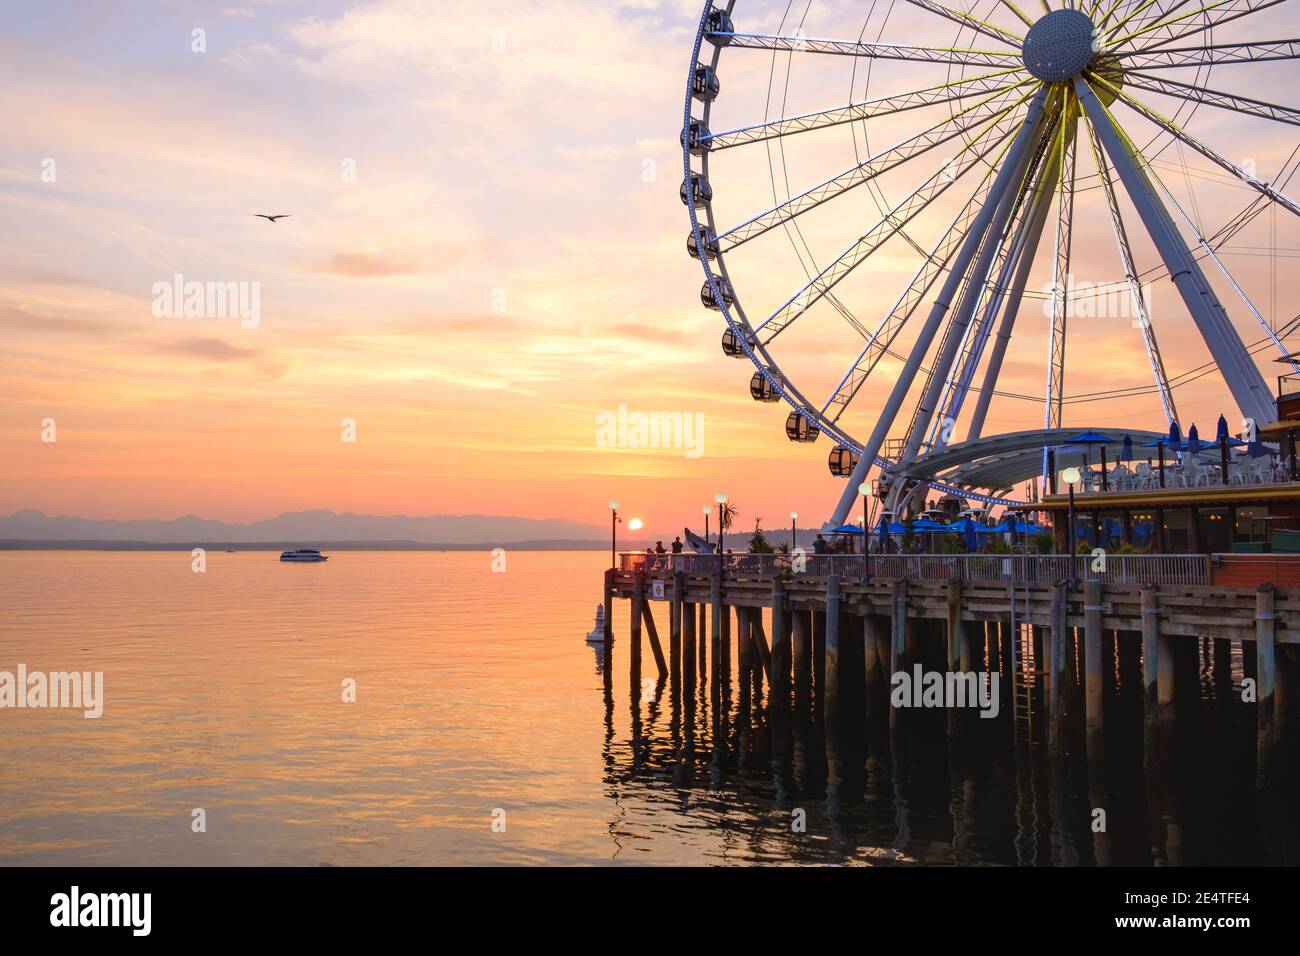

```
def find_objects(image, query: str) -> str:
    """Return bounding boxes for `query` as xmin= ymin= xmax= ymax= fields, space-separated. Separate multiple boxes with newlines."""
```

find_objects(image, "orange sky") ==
xmin=1 ymin=0 xmax=1297 ymax=535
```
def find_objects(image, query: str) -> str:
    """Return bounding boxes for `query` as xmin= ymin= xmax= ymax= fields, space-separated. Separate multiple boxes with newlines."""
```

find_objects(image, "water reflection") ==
xmin=601 ymin=602 xmax=1298 ymax=866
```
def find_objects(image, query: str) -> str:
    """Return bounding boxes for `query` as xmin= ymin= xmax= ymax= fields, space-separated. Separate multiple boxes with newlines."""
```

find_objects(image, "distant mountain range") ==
xmin=0 ymin=509 xmax=612 ymax=549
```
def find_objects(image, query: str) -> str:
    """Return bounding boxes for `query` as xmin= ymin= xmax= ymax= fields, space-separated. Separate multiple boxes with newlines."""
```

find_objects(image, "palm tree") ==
xmin=719 ymin=502 xmax=739 ymax=534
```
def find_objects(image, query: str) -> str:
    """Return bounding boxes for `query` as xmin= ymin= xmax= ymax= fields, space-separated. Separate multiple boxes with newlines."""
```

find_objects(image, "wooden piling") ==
xmin=750 ymin=612 xmax=773 ymax=679
xmin=824 ymin=576 xmax=842 ymax=730
xmin=792 ymin=610 xmax=811 ymax=719
xmin=1084 ymin=578 xmax=1104 ymax=764
xmin=603 ymin=568 xmax=615 ymax=642
xmin=770 ymin=579 xmax=791 ymax=755
xmin=682 ymin=597 xmax=696 ymax=691
xmin=641 ymin=600 xmax=669 ymax=680
xmin=1257 ymin=583 xmax=1276 ymax=789
xmin=946 ymin=580 xmax=963 ymax=672
xmin=1140 ymin=585 xmax=1160 ymax=768
xmin=669 ymin=571 xmax=683 ymax=691
xmin=1049 ymin=583 xmax=1069 ymax=756
xmin=890 ymin=580 xmax=907 ymax=675
xmin=631 ymin=572 xmax=644 ymax=676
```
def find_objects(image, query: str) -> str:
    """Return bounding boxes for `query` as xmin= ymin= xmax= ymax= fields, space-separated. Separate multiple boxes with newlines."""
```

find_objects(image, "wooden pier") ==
xmin=603 ymin=553 xmax=1300 ymax=794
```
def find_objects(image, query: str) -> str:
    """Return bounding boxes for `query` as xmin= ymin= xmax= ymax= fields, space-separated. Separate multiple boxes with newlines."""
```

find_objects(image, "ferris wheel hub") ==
xmin=1021 ymin=9 xmax=1098 ymax=82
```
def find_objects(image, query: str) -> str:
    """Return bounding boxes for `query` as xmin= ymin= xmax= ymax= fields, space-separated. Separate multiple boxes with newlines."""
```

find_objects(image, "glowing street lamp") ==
xmin=1062 ymin=466 xmax=1081 ymax=558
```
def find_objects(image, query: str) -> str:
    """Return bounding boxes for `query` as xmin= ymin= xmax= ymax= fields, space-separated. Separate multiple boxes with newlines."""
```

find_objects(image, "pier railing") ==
xmin=618 ymin=552 xmax=1213 ymax=586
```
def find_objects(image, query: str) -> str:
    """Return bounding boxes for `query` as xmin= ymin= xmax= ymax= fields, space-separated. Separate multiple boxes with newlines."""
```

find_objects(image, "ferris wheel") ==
xmin=681 ymin=0 xmax=1300 ymax=525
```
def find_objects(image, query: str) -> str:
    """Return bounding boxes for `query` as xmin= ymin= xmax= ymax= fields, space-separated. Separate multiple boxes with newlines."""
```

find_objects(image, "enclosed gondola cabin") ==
xmin=680 ymin=173 xmax=712 ymax=209
xmin=786 ymin=411 xmax=819 ymax=443
xmin=684 ymin=119 xmax=711 ymax=155
xmin=692 ymin=64 xmax=720 ymax=102
xmin=687 ymin=227 xmax=718 ymax=261
xmin=705 ymin=7 xmax=734 ymax=43
xmin=827 ymin=444 xmax=859 ymax=477
xmin=700 ymin=277 xmax=734 ymax=310
xmin=749 ymin=370 xmax=780 ymax=402
xmin=721 ymin=327 xmax=744 ymax=358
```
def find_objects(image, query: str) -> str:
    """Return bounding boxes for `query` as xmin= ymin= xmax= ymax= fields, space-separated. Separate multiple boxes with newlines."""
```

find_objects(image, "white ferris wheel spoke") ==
xmin=1117 ymin=0 xmax=1287 ymax=51
xmin=756 ymin=106 xmax=1028 ymax=344
xmin=1123 ymin=39 xmax=1300 ymax=69
xmin=703 ymin=70 xmax=1023 ymax=151
xmin=712 ymin=32 xmax=1023 ymax=68
xmin=1120 ymin=71 xmax=1300 ymax=126
xmin=1094 ymin=75 xmax=1300 ymax=216
xmin=901 ymin=0 xmax=1026 ymax=47
xmin=715 ymin=83 xmax=1032 ymax=251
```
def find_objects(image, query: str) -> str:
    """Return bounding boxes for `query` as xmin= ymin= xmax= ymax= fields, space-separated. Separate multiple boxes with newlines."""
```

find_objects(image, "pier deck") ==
xmin=603 ymin=552 xmax=1299 ymax=790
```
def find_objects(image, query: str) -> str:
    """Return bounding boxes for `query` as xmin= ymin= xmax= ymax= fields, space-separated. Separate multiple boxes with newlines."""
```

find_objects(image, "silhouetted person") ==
xmin=813 ymin=534 xmax=827 ymax=554
xmin=671 ymin=537 xmax=683 ymax=554
xmin=654 ymin=541 xmax=666 ymax=554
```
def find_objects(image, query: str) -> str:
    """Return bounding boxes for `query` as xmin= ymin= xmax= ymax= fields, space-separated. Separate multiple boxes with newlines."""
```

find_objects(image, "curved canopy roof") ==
xmin=896 ymin=427 xmax=1167 ymax=494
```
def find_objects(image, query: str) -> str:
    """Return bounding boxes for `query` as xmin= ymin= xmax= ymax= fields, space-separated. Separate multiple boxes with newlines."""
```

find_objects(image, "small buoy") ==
xmin=586 ymin=605 xmax=607 ymax=643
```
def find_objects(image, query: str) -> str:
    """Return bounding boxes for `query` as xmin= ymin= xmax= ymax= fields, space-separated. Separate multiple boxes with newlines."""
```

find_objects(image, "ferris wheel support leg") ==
xmin=882 ymin=96 xmax=1054 ymax=517
xmin=828 ymin=86 xmax=1052 ymax=527
xmin=967 ymin=149 xmax=1058 ymax=442
xmin=1074 ymin=78 xmax=1277 ymax=427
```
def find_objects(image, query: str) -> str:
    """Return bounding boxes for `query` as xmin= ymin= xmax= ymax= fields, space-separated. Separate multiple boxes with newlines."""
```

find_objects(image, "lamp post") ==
xmin=702 ymin=505 xmax=711 ymax=547
xmin=859 ymin=481 xmax=871 ymax=556
xmin=1062 ymin=467 xmax=1081 ymax=565
xmin=609 ymin=500 xmax=620 ymax=570
xmin=715 ymin=492 xmax=728 ymax=577
xmin=790 ymin=511 xmax=798 ymax=552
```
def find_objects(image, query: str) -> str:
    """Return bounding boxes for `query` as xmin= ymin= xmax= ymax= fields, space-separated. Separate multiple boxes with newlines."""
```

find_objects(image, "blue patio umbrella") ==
xmin=1062 ymin=431 xmax=1113 ymax=446
xmin=1120 ymin=434 xmax=1134 ymax=462
xmin=831 ymin=523 xmax=864 ymax=534
xmin=1186 ymin=423 xmax=1202 ymax=457
xmin=1237 ymin=440 xmax=1272 ymax=459
xmin=1216 ymin=414 xmax=1230 ymax=443
xmin=1169 ymin=420 xmax=1182 ymax=447
xmin=910 ymin=518 xmax=948 ymax=531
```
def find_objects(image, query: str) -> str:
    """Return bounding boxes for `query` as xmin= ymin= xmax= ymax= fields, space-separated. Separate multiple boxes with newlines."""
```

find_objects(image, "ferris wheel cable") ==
xmin=997 ymin=0 xmax=1039 ymax=26
xmin=1076 ymin=76 xmax=1278 ymax=425
xmin=1121 ymin=38 xmax=1300 ymax=69
xmin=714 ymin=83 xmax=1033 ymax=251
xmin=901 ymin=0 xmax=1026 ymax=46
xmin=703 ymin=69 xmax=1023 ymax=150
xmin=1121 ymin=70 xmax=1300 ymax=127
xmin=880 ymin=92 xmax=1054 ymax=516
xmin=1043 ymin=98 xmax=1078 ymax=481
xmin=1094 ymin=76 xmax=1300 ymax=218
xmin=1130 ymin=130 xmax=1300 ymax=375
xmin=1082 ymin=110 xmax=1181 ymax=426
xmin=1102 ymin=84 xmax=1289 ymax=400
xmin=754 ymin=107 xmax=1029 ymax=343
xmin=710 ymin=32 xmax=1023 ymax=67
xmin=1103 ymin=0 xmax=1171 ymax=36
xmin=937 ymin=102 xmax=1068 ymax=446
xmin=1124 ymin=0 xmax=1288 ymax=51
xmin=820 ymin=120 xmax=1036 ymax=422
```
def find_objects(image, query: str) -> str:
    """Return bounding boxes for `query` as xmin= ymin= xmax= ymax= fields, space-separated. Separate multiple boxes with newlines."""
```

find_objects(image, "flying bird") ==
xmin=254 ymin=214 xmax=291 ymax=223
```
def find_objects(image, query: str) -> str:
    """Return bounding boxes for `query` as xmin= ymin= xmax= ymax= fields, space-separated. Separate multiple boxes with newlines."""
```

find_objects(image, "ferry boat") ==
xmin=279 ymin=549 xmax=328 ymax=563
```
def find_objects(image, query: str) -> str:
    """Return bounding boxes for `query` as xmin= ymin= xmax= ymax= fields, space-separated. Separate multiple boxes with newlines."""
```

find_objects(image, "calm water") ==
xmin=0 ymin=551 xmax=1292 ymax=865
